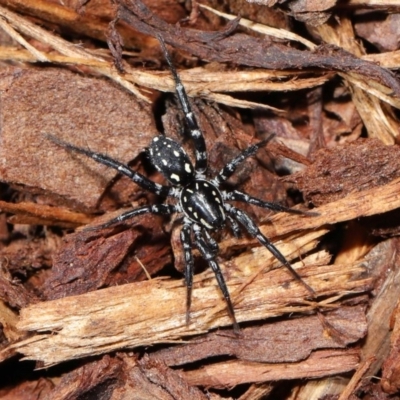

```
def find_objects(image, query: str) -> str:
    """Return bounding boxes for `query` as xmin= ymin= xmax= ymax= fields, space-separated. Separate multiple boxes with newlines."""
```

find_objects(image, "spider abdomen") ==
xmin=180 ymin=180 xmax=225 ymax=230
xmin=148 ymin=135 xmax=194 ymax=186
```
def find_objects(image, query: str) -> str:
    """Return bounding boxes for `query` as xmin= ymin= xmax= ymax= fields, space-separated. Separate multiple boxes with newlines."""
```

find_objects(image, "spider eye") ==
xmin=148 ymin=135 xmax=195 ymax=186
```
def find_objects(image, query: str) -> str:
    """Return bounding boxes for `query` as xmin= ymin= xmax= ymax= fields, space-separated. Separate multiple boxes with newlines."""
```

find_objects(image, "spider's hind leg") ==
xmin=193 ymin=226 xmax=240 ymax=332
xmin=180 ymin=223 xmax=195 ymax=325
xmin=226 ymin=204 xmax=315 ymax=298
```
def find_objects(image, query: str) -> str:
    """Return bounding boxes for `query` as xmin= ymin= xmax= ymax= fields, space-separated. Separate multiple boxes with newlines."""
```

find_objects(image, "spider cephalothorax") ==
xmin=47 ymin=36 xmax=315 ymax=331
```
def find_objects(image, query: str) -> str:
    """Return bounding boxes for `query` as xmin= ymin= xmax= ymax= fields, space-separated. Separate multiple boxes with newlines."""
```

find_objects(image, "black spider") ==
xmin=47 ymin=37 xmax=315 ymax=332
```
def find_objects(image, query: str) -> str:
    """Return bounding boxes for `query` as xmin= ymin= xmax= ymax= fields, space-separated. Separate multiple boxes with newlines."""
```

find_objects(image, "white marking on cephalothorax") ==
xmin=193 ymin=212 xmax=198 ymax=219
xmin=171 ymin=173 xmax=180 ymax=182
xmin=188 ymin=207 xmax=193 ymax=212
xmin=186 ymin=188 xmax=193 ymax=193
xmin=183 ymin=196 xmax=187 ymax=202
xmin=215 ymin=197 xmax=221 ymax=204
xmin=173 ymin=150 xmax=179 ymax=157
xmin=167 ymin=144 xmax=171 ymax=148
xmin=203 ymin=182 xmax=209 ymax=187
xmin=185 ymin=163 xmax=192 ymax=173
xmin=200 ymin=218 xmax=212 ymax=229
xmin=196 ymin=183 xmax=199 ymax=190
xmin=162 ymin=159 xmax=167 ymax=166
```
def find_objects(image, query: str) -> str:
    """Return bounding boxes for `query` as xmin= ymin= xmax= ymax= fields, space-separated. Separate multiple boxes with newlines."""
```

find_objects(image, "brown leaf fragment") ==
xmin=181 ymin=348 xmax=360 ymax=388
xmin=0 ymin=67 xmax=156 ymax=211
xmin=286 ymin=138 xmax=400 ymax=206
xmin=43 ymin=355 xmax=122 ymax=400
xmin=151 ymin=306 xmax=367 ymax=366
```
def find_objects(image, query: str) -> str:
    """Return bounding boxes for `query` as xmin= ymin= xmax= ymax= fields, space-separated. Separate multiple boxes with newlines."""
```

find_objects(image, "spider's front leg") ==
xmin=157 ymin=35 xmax=207 ymax=174
xmin=87 ymin=204 xmax=178 ymax=230
xmin=46 ymin=134 xmax=172 ymax=197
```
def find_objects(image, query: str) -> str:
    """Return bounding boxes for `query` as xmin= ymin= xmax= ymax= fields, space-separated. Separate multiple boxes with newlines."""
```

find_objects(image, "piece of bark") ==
xmin=273 ymin=237 xmax=400 ymax=399
xmin=219 ymin=176 xmax=400 ymax=256
xmin=286 ymin=138 xmax=400 ymax=206
xmin=354 ymin=238 xmax=400 ymax=388
xmin=11 ymin=230 xmax=372 ymax=366
xmin=0 ymin=377 xmax=54 ymax=400
xmin=43 ymin=355 xmax=122 ymax=400
xmin=382 ymin=299 xmax=400 ymax=393
xmin=0 ymin=200 xmax=93 ymax=228
xmin=376 ymin=240 xmax=400 ymax=394
xmin=136 ymin=355 xmax=208 ymax=400
xmin=355 ymin=13 xmax=400 ymax=53
xmin=314 ymin=15 xmax=399 ymax=145
xmin=151 ymin=306 xmax=367 ymax=366
xmin=0 ymin=67 xmax=156 ymax=211
xmin=113 ymin=0 xmax=400 ymax=96
xmin=181 ymin=348 xmax=360 ymax=388
xmin=43 ymin=214 xmax=170 ymax=300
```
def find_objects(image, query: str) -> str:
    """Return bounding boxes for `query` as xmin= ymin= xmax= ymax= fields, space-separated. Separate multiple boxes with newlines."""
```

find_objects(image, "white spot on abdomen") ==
xmin=171 ymin=173 xmax=180 ymax=182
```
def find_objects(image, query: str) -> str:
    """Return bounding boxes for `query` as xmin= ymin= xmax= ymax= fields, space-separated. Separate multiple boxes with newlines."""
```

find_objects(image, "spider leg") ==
xmin=227 ymin=215 xmax=241 ymax=238
xmin=86 ymin=204 xmax=177 ymax=230
xmin=157 ymin=35 xmax=207 ymax=174
xmin=193 ymin=226 xmax=240 ymax=332
xmin=224 ymin=190 xmax=318 ymax=216
xmin=180 ymin=223 xmax=194 ymax=325
xmin=203 ymin=229 xmax=219 ymax=255
xmin=226 ymin=204 xmax=315 ymax=297
xmin=46 ymin=134 xmax=172 ymax=197
xmin=213 ymin=135 xmax=275 ymax=186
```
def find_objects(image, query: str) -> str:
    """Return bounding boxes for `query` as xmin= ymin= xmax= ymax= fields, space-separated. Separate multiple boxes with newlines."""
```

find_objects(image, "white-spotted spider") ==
xmin=47 ymin=36 xmax=316 ymax=332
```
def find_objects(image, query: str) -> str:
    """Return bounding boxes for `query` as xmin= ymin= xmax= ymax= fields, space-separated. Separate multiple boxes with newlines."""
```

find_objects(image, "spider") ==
xmin=47 ymin=36 xmax=315 ymax=332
